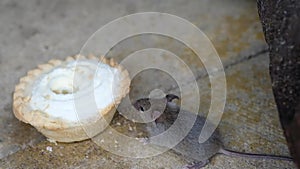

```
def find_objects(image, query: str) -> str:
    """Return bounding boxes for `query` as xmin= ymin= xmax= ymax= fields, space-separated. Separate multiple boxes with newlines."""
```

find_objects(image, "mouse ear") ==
xmin=133 ymin=98 xmax=150 ymax=111
xmin=133 ymin=100 xmax=145 ymax=111
xmin=166 ymin=94 xmax=179 ymax=102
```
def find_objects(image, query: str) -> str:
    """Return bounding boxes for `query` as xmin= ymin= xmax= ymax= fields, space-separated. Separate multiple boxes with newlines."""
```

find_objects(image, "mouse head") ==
xmin=133 ymin=94 xmax=179 ymax=121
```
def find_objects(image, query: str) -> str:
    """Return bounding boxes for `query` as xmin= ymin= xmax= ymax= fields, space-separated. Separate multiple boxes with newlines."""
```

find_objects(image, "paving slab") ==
xmin=0 ymin=0 xmax=277 ymax=168
xmin=1 ymin=52 xmax=296 ymax=168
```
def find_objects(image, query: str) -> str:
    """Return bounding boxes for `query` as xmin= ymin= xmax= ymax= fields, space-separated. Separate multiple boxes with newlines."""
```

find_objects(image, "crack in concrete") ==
xmin=166 ymin=47 xmax=269 ymax=93
xmin=224 ymin=48 xmax=269 ymax=70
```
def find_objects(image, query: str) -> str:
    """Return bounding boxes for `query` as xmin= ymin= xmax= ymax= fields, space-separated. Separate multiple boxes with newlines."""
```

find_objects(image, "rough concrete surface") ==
xmin=0 ymin=0 xmax=294 ymax=168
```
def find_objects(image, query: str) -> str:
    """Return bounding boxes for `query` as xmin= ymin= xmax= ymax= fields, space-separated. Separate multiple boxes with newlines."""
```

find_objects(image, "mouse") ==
xmin=133 ymin=94 xmax=293 ymax=169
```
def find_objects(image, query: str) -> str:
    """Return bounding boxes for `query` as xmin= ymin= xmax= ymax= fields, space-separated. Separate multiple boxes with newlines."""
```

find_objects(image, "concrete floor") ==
xmin=0 ymin=0 xmax=296 ymax=168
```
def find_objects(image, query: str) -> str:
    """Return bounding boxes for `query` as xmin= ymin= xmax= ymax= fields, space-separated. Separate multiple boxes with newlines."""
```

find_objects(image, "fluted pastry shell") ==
xmin=13 ymin=54 xmax=130 ymax=142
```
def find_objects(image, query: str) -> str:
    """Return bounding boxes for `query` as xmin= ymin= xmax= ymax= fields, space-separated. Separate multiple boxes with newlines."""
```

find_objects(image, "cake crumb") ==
xmin=128 ymin=126 xmax=133 ymax=131
xmin=46 ymin=146 xmax=53 ymax=152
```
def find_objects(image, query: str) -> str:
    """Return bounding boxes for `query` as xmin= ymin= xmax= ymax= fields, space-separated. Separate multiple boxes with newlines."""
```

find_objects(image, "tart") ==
xmin=13 ymin=55 xmax=130 ymax=142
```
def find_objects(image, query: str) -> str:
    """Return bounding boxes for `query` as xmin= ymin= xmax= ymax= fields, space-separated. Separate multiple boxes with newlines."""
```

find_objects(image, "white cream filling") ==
xmin=30 ymin=60 xmax=121 ymax=122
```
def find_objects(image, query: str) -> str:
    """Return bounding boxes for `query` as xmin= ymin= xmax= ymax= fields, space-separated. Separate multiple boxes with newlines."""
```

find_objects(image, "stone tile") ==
xmin=0 ymin=0 xmax=269 ymax=166
xmin=1 ymin=52 xmax=296 ymax=168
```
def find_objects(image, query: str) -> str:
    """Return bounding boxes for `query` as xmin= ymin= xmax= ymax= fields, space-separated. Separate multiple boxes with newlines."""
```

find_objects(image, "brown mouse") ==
xmin=133 ymin=94 xmax=293 ymax=169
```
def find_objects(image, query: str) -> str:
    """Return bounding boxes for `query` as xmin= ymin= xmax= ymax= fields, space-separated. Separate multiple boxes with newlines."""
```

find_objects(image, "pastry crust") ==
xmin=13 ymin=55 xmax=130 ymax=142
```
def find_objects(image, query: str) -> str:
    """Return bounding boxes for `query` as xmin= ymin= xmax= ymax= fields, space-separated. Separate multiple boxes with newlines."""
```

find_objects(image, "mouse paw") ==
xmin=182 ymin=160 xmax=209 ymax=169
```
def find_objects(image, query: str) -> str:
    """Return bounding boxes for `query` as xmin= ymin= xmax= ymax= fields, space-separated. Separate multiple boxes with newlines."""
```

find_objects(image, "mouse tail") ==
xmin=219 ymin=148 xmax=293 ymax=161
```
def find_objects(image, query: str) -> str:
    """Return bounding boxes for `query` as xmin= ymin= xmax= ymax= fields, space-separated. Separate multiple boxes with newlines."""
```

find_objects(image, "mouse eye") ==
xmin=140 ymin=107 xmax=144 ymax=111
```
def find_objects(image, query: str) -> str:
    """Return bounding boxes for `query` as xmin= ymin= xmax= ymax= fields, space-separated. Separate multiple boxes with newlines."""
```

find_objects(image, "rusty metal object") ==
xmin=257 ymin=0 xmax=300 ymax=168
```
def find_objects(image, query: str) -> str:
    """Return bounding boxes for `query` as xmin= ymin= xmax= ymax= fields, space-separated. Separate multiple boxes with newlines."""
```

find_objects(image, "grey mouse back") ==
xmin=146 ymin=103 xmax=222 ymax=162
xmin=172 ymin=111 xmax=222 ymax=162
